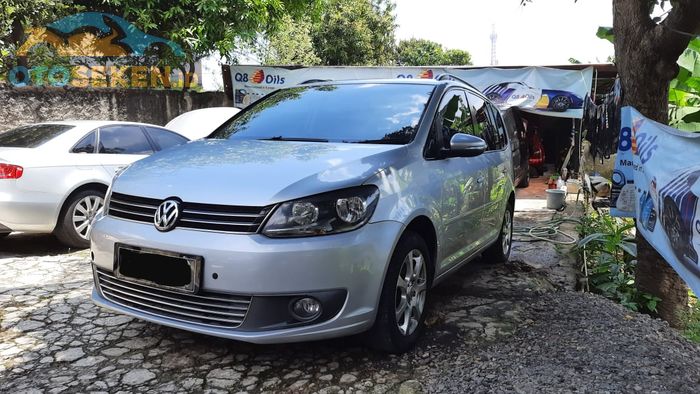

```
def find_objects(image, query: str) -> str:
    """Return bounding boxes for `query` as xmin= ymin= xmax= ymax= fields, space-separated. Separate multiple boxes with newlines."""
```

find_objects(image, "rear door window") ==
xmin=98 ymin=125 xmax=154 ymax=154
xmin=467 ymin=93 xmax=500 ymax=151
xmin=72 ymin=131 xmax=97 ymax=153
xmin=145 ymin=127 xmax=189 ymax=151
xmin=0 ymin=124 xmax=73 ymax=148
xmin=486 ymin=103 xmax=508 ymax=150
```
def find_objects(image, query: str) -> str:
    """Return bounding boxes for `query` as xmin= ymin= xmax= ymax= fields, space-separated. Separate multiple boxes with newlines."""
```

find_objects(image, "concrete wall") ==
xmin=0 ymin=85 xmax=232 ymax=132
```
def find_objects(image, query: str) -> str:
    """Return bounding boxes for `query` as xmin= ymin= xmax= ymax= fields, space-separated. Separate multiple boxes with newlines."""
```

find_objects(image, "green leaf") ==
xmin=678 ymin=38 xmax=700 ymax=75
xmin=619 ymin=241 xmax=637 ymax=257
xmin=596 ymin=26 xmax=614 ymax=43
xmin=578 ymin=232 xmax=607 ymax=248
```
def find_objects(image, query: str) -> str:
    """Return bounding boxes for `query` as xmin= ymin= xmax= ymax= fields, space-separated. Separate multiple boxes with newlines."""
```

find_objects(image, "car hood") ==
xmin=113 ymin=139 xmax=405 ymax=206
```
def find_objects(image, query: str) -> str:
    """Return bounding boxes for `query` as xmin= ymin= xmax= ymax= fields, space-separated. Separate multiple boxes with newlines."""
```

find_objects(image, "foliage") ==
xmin=578 ymin=211 xmax=661 ymax=312
xmin=397 ymin=38 xmax=472 ymax=66
xmin=89 ymin=0 xmax=321 ymax=63
xmin=681 ymin=290 xmax=700 ymax=343
xmin=669 ymin=38 xmax=700 ymax=131
xmin=311 ymin=0 xmax=396 ymax=66
xmin=0 ymin=0 xmax=81 ymax=75
xmin=1 ymin=0 xmax=321 ymax=71
xmin=259 ymin=14 xmax=320 ymax=66
xmin=441 ymin=49 xmax=472 ymax=66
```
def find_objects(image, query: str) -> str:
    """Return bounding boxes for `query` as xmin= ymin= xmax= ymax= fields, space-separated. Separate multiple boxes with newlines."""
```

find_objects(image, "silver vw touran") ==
xmin=90 ymin=78 xmax=515 ymax=353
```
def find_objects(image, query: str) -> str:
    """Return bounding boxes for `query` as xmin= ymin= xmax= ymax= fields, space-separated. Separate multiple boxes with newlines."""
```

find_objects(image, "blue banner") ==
xmin=612 ymin=107 xmax=700 ymax=294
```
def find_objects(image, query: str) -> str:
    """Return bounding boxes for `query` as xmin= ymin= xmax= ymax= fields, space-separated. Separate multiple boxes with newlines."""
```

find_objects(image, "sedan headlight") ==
xmin=263 ymin=186 xmax=380 ymax=237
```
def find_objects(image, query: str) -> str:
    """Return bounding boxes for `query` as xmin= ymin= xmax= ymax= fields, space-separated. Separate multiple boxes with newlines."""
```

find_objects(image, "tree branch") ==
xmin=652 ymin=0 xmax=700 ymax=51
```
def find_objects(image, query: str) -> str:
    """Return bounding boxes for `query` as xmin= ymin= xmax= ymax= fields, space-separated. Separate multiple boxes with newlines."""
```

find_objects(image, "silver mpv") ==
xmin=90 ymin=78 xmax=515 ymax=353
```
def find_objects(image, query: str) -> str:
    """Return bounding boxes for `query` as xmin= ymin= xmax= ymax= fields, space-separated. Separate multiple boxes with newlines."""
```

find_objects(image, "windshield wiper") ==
xmin=258 ymin=136 xmax=329 ymax=142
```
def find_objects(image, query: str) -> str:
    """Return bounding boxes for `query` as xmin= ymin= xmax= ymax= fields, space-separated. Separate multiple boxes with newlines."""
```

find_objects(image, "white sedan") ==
xmin=165 ymin=107 xmax=239 ymax=140
xmin=0 ymin=120 xmax=189 ymax=247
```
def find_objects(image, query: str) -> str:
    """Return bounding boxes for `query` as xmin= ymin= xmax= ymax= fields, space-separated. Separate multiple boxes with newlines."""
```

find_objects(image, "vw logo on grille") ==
xmin=154 ymin=200 xmax=181 ymax=232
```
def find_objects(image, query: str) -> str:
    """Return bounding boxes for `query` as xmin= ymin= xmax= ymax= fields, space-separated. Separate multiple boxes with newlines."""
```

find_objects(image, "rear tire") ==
xmin=518 ymin=175 xmax=530 ymax=188
xmin=54 ymin=189 xmax=104 ymax=249
xmin=367 ymin=231 xmax=431 ymax=353
xmin=483 ymin=203 xmax=514 ymax=264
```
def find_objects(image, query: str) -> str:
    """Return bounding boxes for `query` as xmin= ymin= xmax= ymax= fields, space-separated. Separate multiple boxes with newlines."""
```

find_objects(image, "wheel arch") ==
xmin=53 ymin=181 xmax=109 ymax=232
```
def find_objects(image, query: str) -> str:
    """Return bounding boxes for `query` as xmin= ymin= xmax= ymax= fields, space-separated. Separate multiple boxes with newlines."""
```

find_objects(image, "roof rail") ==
xmin=434 ymin=73 xmax=479 ymax=91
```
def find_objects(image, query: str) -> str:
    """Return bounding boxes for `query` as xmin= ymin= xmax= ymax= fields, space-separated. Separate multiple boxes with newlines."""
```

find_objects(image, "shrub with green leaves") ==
xmin=578 ymin=211 xmax=661 ymax=312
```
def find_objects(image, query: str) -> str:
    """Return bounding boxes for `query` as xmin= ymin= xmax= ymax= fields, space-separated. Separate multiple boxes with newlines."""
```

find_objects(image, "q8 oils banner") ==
xmin=611 ymin=106 xmax=700 ymax=294
xmin=228 ymin=65 xmax=593 ymax=118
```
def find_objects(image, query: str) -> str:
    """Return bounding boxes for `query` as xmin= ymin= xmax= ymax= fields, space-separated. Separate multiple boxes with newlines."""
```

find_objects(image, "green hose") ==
xmin=513 ymin=216 xmax=581 ymax=245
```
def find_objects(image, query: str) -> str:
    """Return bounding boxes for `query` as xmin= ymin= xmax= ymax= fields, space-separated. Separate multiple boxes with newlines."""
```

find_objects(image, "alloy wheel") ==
xmin=502 ymin=209 xmax=513 ymax=255
xmin=395 ymin=249 xmax=427 ymax=336
xmin=551 ymin=96 xmax=571 ymax=111
xmin=72 ymin=195 xmax=103 ymax=240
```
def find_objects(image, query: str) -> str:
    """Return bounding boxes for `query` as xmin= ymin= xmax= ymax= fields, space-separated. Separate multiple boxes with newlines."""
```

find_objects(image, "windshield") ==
xmin=210 ymin=83 xmax=434 ymax=144
xmin=0 ymin=124 xmax=74 ymax=148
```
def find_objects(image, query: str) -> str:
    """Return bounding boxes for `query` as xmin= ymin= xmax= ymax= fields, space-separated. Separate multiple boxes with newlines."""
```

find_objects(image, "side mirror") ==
xmin=447 ymin=133 xmax=487 ymax=158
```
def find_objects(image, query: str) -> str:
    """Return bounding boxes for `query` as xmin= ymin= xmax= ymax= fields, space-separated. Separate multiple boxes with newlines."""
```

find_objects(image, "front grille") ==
xmin=108 ymin=192 xmax=271 ymax=233
xmin=95 ymin=269 xmax=251 ymax=328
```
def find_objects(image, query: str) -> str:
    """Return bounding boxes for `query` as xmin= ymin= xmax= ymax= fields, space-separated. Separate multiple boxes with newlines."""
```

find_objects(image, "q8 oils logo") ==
xmin=234 ymin=69 xmax=286 ymax=85
xmin=6 ymin=12 xmax=198 ymax=90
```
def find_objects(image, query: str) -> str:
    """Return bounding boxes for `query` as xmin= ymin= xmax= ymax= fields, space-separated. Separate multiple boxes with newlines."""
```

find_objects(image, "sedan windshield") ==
xmin=211 ymin=83 xmax=434 ymax=144
xmin=0 ymin=124 xmax=74 ymax=148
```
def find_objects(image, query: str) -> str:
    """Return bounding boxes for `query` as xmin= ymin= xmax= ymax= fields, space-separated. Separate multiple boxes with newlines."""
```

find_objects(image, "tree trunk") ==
xmin=612 ymin=0 xmax=699 ymax=327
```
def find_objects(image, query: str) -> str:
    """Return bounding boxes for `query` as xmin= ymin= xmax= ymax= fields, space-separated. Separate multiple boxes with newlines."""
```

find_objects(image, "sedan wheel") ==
xmin=55 ymin=189 xmax=105 ymax=248
xmin=72 ymin=195 xmax=104 ymax=240
xmin=395 ymin=249 xmax=427 ymax=336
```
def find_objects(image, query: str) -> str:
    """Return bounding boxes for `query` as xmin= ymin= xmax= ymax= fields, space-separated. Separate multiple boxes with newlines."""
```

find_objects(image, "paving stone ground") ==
xmin=1 ymin=209 xmax=700 ymax=393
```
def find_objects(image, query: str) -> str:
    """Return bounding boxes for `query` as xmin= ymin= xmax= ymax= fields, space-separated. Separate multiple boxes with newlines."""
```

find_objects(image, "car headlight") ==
xmin=263 ymin=186 xmax=380 ymax=237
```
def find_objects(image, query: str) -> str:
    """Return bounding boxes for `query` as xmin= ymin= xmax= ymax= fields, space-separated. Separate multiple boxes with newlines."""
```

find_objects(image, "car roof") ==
xmin=33 ymin=120 xmax=167 ymax=129
xmin=296 ymin=78 xmax=485 ymax=97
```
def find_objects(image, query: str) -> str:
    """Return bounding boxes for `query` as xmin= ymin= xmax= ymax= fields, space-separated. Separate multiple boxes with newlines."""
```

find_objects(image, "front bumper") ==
xmin=90 ymin=215 xmax=403 ymax=343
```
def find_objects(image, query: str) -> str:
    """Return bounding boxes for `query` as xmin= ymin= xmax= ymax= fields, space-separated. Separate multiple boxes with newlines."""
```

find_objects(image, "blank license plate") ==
xmin=115 ymin=244 xmax=202 ymax=293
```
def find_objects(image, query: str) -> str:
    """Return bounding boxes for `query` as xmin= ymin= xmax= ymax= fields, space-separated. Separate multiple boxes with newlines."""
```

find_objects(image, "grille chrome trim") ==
xmin=107 ymin=192 xmax=271 ymax=234
xmin=96 ymin=270 xmax=251 ymax=328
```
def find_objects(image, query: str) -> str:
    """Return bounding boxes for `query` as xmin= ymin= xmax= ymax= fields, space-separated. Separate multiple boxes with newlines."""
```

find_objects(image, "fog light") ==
xmin=291 ymin=297 xmax=322 ymax=321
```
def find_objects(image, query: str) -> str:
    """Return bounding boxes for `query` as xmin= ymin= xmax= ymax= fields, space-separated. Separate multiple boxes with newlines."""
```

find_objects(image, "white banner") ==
xmin=228 ymin=65 xmax=593 ymax=118
xmin=612 ymin=106 xmax=700 ymax=295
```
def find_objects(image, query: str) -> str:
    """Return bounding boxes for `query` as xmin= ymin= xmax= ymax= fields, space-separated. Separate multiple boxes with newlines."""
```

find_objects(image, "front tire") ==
xmin=54 ymin=189 xmax=104 ymax=248
xmin=484 ymin=203 xmax=514 ymax=263
xmin=367 ymin=231 xmax=431 ymax=353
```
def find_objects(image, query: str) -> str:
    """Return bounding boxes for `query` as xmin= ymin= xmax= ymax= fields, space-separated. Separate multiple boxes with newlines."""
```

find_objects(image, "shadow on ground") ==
xmin=0 ymin=233 xmax=78 ymax=258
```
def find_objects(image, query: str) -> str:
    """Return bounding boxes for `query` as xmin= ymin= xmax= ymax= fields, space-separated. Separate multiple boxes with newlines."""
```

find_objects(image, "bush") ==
xmin=578 ymin=211 xmax=660 ymax=312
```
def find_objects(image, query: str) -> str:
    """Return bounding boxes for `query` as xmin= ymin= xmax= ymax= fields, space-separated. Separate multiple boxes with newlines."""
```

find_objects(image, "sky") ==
xmin=203 ymin=0 xmax=617 ymax=90
xmin=393 ymin=0 xmax=615 ymax=66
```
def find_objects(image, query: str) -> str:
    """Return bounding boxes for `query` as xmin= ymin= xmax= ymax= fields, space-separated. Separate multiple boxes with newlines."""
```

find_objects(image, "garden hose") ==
xmin=512 ymin=217 xmax=581 ymax=245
